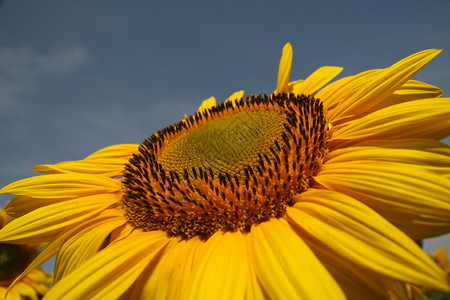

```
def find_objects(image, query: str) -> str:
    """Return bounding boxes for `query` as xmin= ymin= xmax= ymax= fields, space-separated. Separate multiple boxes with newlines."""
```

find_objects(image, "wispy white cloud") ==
xmin=0 ymin=45 xmax=91 ymax=116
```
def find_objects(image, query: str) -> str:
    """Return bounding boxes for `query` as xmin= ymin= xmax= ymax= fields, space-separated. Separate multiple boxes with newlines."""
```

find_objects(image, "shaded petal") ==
xmin=43 ymin=230 xmax=169 ymax=300
xmin=4 ymin=288 xmax=21 ymax=300
xmin=290 ymin=66 xmax=343 ymax=95
xmin=9 ymin=281 xmax=38 ymax=300
xmin=320 ymin=49 xmax=442 ymax=122
xmin=315 ymin=162 xmax=450 ymax=239
xmin=331 ymin=98 xmax=450 ymax=143
xmin=54 ymin=213 xmax=127 ymax=282
xmin=288 ymin=188 xmax=448 ymax=290
xmin=0 ymin=195 xmax=116 ymax=243
xmin=21 ymin=268 xmax=52 ymax=297
xmin=109 ymin=222 xmax=135 ymax=244
xmin=276 ymin=43 xmax=293 ymax=94
xmin=249 ymin=218 xmax=345 ymax=299
xmin=198 ymin=96 xmax=216 ymax=112
xmin=85 ymin=144 xmax=139 ymax=159
xmin=0 ymin=174 xmax=119 ymax=199
xmin=183 ymin=232 xmax=248 ymax=300
xmin=0 ymin=208 xmax=11 ymax=226
xmin=33 ymin=158 xmax=128 ymax=178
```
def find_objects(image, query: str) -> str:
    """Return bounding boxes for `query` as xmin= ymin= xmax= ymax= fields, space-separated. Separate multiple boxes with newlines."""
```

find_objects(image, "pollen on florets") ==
xmin=119 ymin=93 xmax=329 ymax=240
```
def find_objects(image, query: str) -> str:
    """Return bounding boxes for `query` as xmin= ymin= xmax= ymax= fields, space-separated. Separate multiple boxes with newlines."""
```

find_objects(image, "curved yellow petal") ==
xmin=142 ymin=237 xmax=205 ymax=300
xmin=84 ymin=144 xmax=139 ymax=160
xmin=276 ymin=43 xmax=293 ymax=94
xmin=183 ymin=232 xmax=248 ymax=300
xmin=290 ymin=66 xmax=343 ymax=95
xmin=225 ymin=90 xmax=244 ymax=106
xmin=54 ymin=215 xmax=126 ymax=282
xmin=325 ymin=146 xmax=450 ymax=176
xmin=315 ymin=162 xmax=450 ymax=239
xmin=44 ymin=230 xmax=169 ymax=300
xmin=4 ymin=194 xmax=109 ymax=218
xmin=332 ymin=98 xmax=450 ymax=143
xmin=371 ymin=79 xmax=443 ymax=110
xmin=34 ymin=158 xmax=128 ymax=177
xmin=249 ymin=218 xmax=345 ymax=299
xmin=321 ymin=49 xmax=442 ymax=122
xmin=310 ymin=244 xmax=415 ymax=299
xmin=0 ymin=195 xmax=115 ymax=243
xmin=288 ymin=188 xmax=449 ymax=290
xmin=0 ymin=174 xmax=119 ymax=199
xmin=345 ymin=138 xmax=450 ymax=156
xmin=7 ymin=209 xmax=124 ymax=293
xmin=197 ymin=96 xmax=216 ymax=113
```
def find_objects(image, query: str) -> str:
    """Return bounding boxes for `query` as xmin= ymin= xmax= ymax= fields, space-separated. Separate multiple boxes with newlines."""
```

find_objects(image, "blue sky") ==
xmin=1 ymin=0 xmax=449 ymax=271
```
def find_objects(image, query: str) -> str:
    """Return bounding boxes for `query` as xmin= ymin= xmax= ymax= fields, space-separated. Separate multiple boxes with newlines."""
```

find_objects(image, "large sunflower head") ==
xmin=0 ymin=43 xmax=449 ymax=299
xmin=0 ymin=209 xmax=52 ymax=300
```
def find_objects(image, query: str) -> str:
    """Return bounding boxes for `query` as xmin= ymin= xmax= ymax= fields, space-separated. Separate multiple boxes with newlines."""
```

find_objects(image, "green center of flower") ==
xmin=120 ymin=93 xmax=329 ymax=239
xmin=159 ymin=110 xmax=286 ymax=179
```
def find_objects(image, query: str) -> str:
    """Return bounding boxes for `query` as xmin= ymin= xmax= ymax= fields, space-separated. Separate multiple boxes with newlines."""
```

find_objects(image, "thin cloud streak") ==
xmin=0 ymin=45 xmax=92 ymax=117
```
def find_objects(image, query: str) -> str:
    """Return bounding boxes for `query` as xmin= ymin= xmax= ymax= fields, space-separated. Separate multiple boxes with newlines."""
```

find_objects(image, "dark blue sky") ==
xmin=1 ymin=0 xmax=449 ymax=264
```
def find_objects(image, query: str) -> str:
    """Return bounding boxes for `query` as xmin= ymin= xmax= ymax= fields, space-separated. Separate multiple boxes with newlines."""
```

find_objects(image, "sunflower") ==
xmin=0 ymin=209 xmax=52 ymax=300
xmin=0 ymin=43 xmax=449 ymax=299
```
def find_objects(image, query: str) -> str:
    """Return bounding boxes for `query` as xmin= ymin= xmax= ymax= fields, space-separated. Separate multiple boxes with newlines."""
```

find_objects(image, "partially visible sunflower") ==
xmin=422 ymin=247 xmax=450 ymax=299
xmin=0 ymin=209 xmax=52 ymax=300
xmin=0 ymin=43 xmax=449 ymax=299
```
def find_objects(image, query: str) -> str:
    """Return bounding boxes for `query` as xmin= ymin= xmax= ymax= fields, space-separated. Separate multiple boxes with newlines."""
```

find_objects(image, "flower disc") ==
xmin=0 ymin=243 xmax=35 ymax=285
xmin=120 ymin=93 xmax=329 ymax=239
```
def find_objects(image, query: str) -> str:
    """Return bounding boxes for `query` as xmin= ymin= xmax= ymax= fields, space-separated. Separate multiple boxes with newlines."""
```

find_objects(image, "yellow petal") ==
xmin=325 ymin=145 xmax=450 ymax=176
xmin=225 ymin=90 xmax=244 ymax=104
xmin=276 ymin=43 xmax=293 ymax=94
xmin=197 ymin=96 xmax=216 ymax=113
xmin=321 ymin=49 xmax=442 ymax=122
xmin=33 ymin=158 xmax=128 ymax=177
xmin=351 ymin=138 xmax=450 ymax=156
xmin=84 ymin=144 xmax=139 ymax=159
xmin=6 ymin=209 xmax=124 ymax=292
xmin=142 ymin=237 xmax=203 ymax=300
xmin=315 ymin=162 xmax=450 ymax=239
xmin=4 ymin=195 xmax=104 ymax=218
xmin=332 ymin=98 xmax=450 ymax=143
xmin=54 ymin=215 xmax=126 ymax=282
xmin=290 ymin=66 xmax=343 ymax=95
xmin=245 ymin=259 xmax=265 ymax=300
xmin=0 ymin=195 xmax=115 ymax=243
xmin=326 ymin=79 xmax=444 ymax=126
xmin=184 ymin=232 xmax=248 ymax=300
xmin=311 ymin=245 xmax=413 ymax=299
xmin=371 ymin=79 xmax=443 ymax=110
xmin=10 ymin=281 xmax=38 ymax=300
xmin=0 ymin=174 xmax=119 ymax=199
xmin=288 ymin=188 xmax=449 ymax=290
xmin=249 ymin=218 xmax=345 ymax=299
xmin=109 ymin=222 xmax=135 ymax=244
xmin=44 ymin=230 xmax=169 ymax=300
